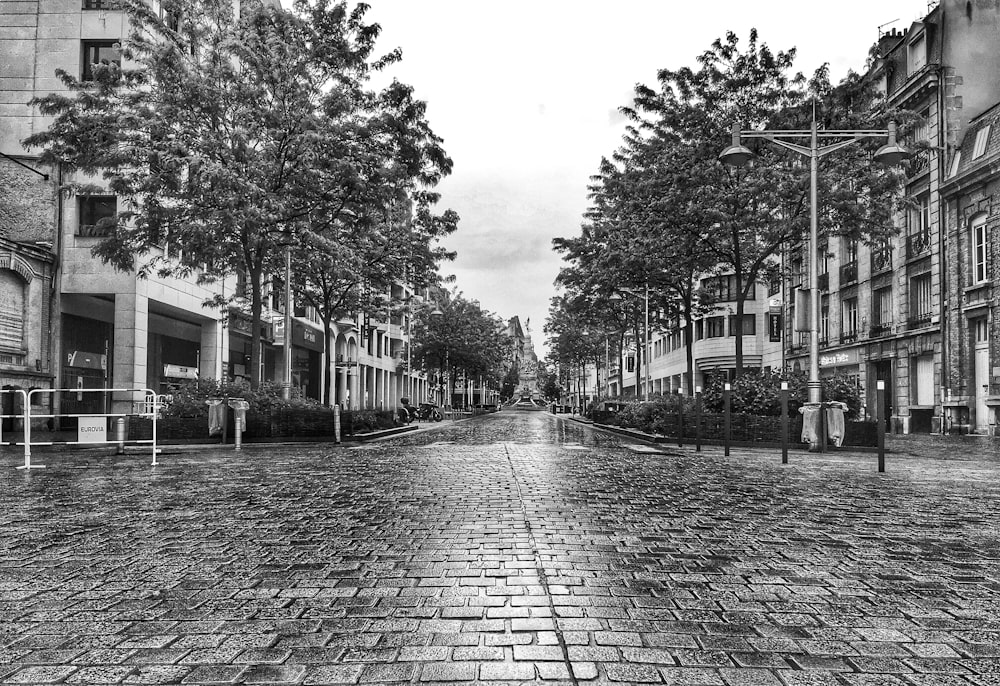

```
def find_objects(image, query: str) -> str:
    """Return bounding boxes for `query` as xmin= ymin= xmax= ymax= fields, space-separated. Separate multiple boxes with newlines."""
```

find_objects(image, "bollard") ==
xmin=116 ymin=417 xmax=126 ymax=455
xmin=676 ymin=389 xmax=684 ymax=448
xmin=234 ymin=415 xmax=242 ymax=452
xmin=818 ymin=396 xmax=827 ymax=454
xmin=780 ymin=382 xmax=789 ymax=464
xmin=877 ymin=380 xmax=885 ymax=472
xmin=695 ymin=386 xmax=702 ymax=453
xmin=723 ymin=383 xmax=731 ymax=457
xmin=334 ymin=404 xmax=341 ymax=444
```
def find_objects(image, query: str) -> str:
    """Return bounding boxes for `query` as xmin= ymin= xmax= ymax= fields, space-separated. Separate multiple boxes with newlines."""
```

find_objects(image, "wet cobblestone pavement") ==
xmin=1 ymin=411 xmax=999 ymax=685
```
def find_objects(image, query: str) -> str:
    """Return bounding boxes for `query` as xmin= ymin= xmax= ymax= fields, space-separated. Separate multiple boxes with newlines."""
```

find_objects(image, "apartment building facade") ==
xmin=785 ymin=0 xmax=1000 ymax=433
xmin=0 ymin=0 xmax=427 ymax=417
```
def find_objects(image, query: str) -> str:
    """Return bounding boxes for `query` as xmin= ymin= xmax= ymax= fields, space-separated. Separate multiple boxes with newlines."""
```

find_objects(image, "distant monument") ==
xmin=508 ymin=316 xmax=543 ymax=408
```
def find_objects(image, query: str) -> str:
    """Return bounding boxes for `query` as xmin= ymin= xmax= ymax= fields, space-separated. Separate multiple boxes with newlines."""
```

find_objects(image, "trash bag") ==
xmin=206 ymin=399 xmax=225 ymax=436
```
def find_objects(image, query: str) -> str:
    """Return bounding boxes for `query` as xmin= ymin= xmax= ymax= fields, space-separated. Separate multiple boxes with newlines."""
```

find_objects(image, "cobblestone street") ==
xmin=1 ymin=411 xmax=999 ymax=685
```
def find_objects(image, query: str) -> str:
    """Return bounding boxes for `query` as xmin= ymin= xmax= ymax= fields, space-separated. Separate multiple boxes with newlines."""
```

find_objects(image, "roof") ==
xmin=949 ymin=101 xmax=1000 ymax=179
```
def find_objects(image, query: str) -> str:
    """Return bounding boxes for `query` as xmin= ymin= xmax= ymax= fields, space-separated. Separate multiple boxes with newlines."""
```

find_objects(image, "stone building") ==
xmin=781 ymin=0 xmax=1000 ymax=433
xmin=0 ymin=156 xmax=56 ymax=412
xmin=941 ymin=102 xmax=1000 ymax=432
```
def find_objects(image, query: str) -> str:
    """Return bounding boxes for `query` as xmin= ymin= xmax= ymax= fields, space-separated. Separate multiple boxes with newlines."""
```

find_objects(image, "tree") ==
xmin=24 ymin=0 xmax=455 ymax=388
xmin=623 ymin=30 xmax=905 ymax=375
xmin=410 ymin=291 xmax=511 ymax=408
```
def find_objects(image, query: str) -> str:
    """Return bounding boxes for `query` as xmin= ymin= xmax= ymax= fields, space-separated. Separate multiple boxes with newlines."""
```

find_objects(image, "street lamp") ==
xmin=719 ymin=111 xmax=908 ymax=404
xmin=609 ymin=284 xmax=650 ymax=401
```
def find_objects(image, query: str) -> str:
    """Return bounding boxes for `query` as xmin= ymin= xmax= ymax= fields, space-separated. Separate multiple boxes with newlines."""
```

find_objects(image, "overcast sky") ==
xmin=362 ymin=0 xmax=929 ymax=357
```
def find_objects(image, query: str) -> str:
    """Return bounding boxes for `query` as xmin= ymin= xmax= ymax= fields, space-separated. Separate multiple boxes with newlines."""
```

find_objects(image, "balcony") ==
xmin=904 ymin=149 xmax=930 ymax=179
xmin=839 ymin=331 xmax=858 ymax=344
xmin=839 ymin=261 xmax=858 ymax=285
xmin=871 ymin=249 xmax=892 ymax=274
xmin=907 ymin=232 xmax=931 ymax=259
xmin=869 ymin=323 xmax=892 ymax=338
xmin=77 ymin=224 xmax=114 ymax=238
xmin=817 ymin=273 xmax=829 ymax=292
xmin=907 ymin=314 xmax=933 ymax=331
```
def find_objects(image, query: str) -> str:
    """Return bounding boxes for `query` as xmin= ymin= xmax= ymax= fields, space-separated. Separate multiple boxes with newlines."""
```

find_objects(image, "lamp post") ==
xmin=719 ymin=111 xmax=908 ymax=404
xmin=282 ymin=246 xmax=292 ymax=401
xmin=610 ymin=284 xmax=650 ymax=401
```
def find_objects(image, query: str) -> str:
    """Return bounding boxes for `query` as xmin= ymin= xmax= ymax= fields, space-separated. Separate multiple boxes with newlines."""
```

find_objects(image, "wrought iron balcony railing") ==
xmin=907 ymin=314 xmax=933 ymax=330
xmin=840 ymin=261 xmax=858 ymax=285
xmin=871 ymin=250 xmax=892 ymax=274
xmin=839 ymin=331 xmax=858 ymax=344
xmin=907 ymin=232 xmax=931 ymax=259
xmin=869 ymin=323 xmax=892 ymax=338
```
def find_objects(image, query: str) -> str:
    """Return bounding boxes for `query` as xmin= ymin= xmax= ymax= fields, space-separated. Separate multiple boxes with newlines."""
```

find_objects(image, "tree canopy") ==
xmin=25 ymin=0 xmax=457 ymax=388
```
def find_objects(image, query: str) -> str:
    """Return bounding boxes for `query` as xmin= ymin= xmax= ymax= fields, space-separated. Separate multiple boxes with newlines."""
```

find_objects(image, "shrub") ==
xmin=701 ymin=369 xmax=861 ymax=418
xmin=161 ymin=378 xmax=320 ymax=418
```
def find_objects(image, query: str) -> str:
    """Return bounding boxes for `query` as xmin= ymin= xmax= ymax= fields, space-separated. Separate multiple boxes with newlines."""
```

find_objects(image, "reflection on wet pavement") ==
xmin=0 ymin=410 xmax=998 ymax=684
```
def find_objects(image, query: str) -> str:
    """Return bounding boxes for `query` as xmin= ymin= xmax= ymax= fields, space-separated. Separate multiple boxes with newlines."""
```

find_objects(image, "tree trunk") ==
xmin=684 ymin=303 xmax=696 ymax=396
xmin=249 ymin=267 xmax=263 ymax=388
xmin=322 ymin=313 xmax=334 ymax=406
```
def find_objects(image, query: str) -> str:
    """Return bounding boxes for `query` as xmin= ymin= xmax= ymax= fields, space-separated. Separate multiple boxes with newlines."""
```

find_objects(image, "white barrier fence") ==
xmin=0 ymin=388 xmax=161 ymax=469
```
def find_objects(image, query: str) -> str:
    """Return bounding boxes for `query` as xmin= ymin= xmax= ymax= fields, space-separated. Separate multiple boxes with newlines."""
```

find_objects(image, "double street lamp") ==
xmin=610 ymin=284 xmax=650 ymax=401
xmin=719 ymin=112 xmax=909 ymax=404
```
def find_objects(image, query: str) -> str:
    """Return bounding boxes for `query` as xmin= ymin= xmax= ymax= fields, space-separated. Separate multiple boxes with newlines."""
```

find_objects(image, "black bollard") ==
xmin=695 ymin=386 xmax=702 ymax=453
xmin=677 ymin=389 xmax=684 ymax=448
xmin=781 ymin=381 xmax=788 ymax=464
xmin=877 ymin=380 xmax=886 ymax=472
xmin=723 ymin=383 xmax=731 ymax=457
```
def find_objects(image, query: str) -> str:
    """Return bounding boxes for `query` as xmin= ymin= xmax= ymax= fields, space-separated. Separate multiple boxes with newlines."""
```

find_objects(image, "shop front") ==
xmin=228 ymin=310 xmax=275 ymax=383
xmin=290 ymin=321 xmax=324 ymax=400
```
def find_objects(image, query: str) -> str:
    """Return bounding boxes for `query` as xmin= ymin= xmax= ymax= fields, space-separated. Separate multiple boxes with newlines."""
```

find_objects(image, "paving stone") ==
xmin=6 ymin=665 xmax=79 ymax=682
xmin=3 ymin=416 xmax=1000 ymax=686
xmin=478 ymin=661 xmax=536 ymax=680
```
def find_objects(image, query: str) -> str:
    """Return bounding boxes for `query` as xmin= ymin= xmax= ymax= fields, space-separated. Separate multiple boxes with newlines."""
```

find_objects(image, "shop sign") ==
xmin=78 ymin=416 xmax=106 ymax=444
xmin=819 ymin=350 xmax=858 ymax=367
xmin=163 ymin=364 xmax=198 ymax=379
xmin=768 ymin=297 xmax=782 ymax=314
xmin=768 ymin=313 xmax=782 ymax=342
xmin=67 ymin=351 xmax=107 ymax=370
xmin=273 ymin=318 xmax=285 ymax=346
xmin=292 ymin=323 xmax=324 ymax=352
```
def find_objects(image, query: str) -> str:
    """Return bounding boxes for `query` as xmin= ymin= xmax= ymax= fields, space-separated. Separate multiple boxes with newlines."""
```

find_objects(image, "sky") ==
xmin=361 ymin=0 xmax=931 ymax=358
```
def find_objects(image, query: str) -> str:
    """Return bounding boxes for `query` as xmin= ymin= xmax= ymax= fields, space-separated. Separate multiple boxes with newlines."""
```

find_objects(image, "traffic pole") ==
xmin=723 ymin=383 xmax=731 ymax=457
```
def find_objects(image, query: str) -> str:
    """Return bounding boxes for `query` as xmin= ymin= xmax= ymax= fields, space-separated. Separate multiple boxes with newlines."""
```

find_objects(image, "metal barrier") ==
xmin=14 ymin=388 xmax=161 ymax=469
xmin=0 ymin=388 xmax=32 ymax=469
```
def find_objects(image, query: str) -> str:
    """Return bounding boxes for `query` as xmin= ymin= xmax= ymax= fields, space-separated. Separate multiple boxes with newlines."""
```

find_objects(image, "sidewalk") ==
xmin=556 ymin=412 xmax=1000 ymax=463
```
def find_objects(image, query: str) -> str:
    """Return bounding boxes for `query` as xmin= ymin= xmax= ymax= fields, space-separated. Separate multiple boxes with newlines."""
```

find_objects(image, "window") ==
xmin=872 ymin=286 xmax=893 ymax=335
xmin=973 ymin=126 xmax=991 ymax=159
xmin=908 ymin=33 xmax=926 ymax=73
xmin=81 ymin=40 xmax=120 ymax=82
xmin=911 ymin=194 xmax=930 ymax=237
xmin=842 ymin=298 xmax=858 ymax=339
xmin=82 ymin=0 xmax=113 ymax=8
xmin=727 ymin=314 xmax=756 ymax=336
xmin=78 ymin=195 xmax=117 ymax=236
xmin=706 ymin=316 xmax=725 ymax=338
xmin=702 ymin=275 xmax=754 ymax=302
xmin=910 ymin=273 xmax=933 ymax=324
xmin=820 ymin=299 xmax=829 ymax=342
xmin=695 ymin=320 xmax=704 ymax=341
xmin=844 ymin=238 xmax=859 ymax=264
xmin=0 ymin=271 xmax=25 ymax=351
xmin=972 ymin=214 xmax=989 ymax=284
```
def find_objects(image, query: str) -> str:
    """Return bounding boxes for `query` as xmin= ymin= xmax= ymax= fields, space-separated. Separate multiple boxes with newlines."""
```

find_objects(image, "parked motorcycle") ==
xmin=416 ymin=403 xmax=443 ymax=422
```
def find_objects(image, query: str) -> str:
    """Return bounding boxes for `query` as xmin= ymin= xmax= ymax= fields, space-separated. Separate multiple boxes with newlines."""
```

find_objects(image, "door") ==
xmin=974 ymin=319 xmax=990 ymax=432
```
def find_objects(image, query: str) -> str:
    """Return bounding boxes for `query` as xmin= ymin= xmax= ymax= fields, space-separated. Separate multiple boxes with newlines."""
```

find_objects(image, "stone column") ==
xmin=200 ymin=318 xmax=221 ymax=381
xmin=349 ymin=366 xmax=360 ymax=411
xmin=112 ymin=291 xmax=149 ymax=413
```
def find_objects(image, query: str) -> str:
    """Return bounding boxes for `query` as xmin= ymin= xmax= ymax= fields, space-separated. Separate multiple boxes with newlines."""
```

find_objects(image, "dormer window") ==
xmin=908 ymin=32 xmax=926 ymax=74
xmin=973 ymin=126 xmax=991 ymax=159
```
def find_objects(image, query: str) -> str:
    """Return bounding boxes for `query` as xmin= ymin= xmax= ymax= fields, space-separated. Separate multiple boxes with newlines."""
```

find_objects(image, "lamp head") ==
xmin=874 ymin=122 xmax=910 ymax=166
xmin=430 ymin=307 xmax=443 ymax=317
xmin=719 ymin=121 xmax=754 ymax=167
